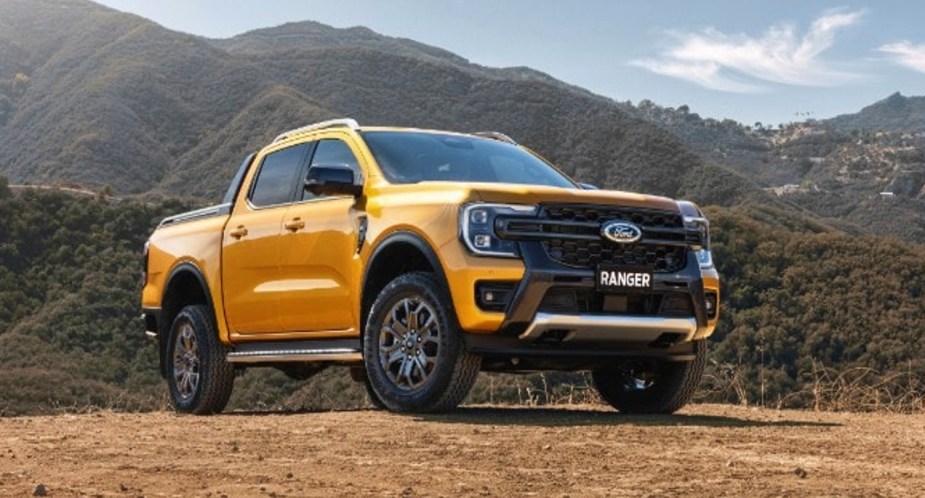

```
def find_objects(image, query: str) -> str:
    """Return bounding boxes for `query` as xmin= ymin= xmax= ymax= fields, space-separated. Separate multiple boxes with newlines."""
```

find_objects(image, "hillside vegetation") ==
xmin=2 ymin=181 xmax=923 ymax=415
xmin=633 ymin=96 xmax=925 ymax=244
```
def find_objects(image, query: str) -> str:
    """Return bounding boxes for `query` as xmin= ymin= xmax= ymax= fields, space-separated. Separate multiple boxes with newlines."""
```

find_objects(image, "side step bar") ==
xmin=226 ymin=339 xmax=363 ymax=364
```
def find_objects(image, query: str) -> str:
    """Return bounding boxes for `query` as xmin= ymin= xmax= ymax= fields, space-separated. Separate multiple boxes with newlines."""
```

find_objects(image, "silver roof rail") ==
xmin=273 ymin=118 xmax=360 ymax=143
xmin=472 ymin=131 xmax=517 ymax=145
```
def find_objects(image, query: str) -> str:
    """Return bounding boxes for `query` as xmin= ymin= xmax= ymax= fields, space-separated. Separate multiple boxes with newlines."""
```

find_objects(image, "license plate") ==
xmin=596 ymin=266 xmax=653 ymax=291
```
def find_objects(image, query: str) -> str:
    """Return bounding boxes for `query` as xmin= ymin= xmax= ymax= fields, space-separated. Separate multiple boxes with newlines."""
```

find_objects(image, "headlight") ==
xmin=460 ymin=203 xmax=536 ymax=257
xmin=677 ymin=201 xmax=713 ymax=269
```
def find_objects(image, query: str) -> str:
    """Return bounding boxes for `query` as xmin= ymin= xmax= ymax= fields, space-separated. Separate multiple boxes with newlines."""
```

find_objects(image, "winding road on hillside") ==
xmin=0 ymin=404 xmax=923 ymax=497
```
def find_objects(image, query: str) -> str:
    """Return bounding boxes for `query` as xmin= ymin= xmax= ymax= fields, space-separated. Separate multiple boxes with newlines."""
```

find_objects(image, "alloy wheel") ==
xmin=378 ymin=296 xmax=440 ymax=391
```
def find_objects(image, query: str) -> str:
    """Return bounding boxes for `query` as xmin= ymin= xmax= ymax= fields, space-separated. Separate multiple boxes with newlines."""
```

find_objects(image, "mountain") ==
xmin=827 ymin=92 xmax=925 ymax=134
xmin=631 ymin=98 xmax=925 ymax=243
xmin=0 ymin=0 xmax=758 ymax=207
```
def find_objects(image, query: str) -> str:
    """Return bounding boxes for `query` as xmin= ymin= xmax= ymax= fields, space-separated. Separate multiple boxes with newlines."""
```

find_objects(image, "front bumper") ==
xmin=520 ymin=313 xmax=697 ymax=342
xmin=463 ymin=241 xmax=718 ymax=368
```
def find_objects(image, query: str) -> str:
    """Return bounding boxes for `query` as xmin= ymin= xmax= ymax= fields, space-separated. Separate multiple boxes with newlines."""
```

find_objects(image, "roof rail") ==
xmin=472 ymin=131 xmax=517 ymax=145
xmin=273 ymin=118 xmax=360 ymax=143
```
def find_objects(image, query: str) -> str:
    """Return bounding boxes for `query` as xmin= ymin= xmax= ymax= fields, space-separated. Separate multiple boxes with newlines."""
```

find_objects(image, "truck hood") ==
xmin=460 ymin=182 xmax=680 ymax=212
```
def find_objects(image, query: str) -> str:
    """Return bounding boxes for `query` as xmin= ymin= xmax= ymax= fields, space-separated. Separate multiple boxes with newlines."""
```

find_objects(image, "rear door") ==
xmin=278 ymin=137 xmax=364 ymax=333
xmin=222 ymin=142 xmax=311 ymax=334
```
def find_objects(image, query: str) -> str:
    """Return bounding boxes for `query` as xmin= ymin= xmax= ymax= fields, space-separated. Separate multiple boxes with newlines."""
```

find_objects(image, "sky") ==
xmin=94 ymin=0 xmax=925 ymax=126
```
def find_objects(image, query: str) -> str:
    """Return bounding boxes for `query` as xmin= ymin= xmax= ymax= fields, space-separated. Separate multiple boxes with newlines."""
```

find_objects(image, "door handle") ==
xmin=284 ymin=218 xmax=305 ymax=232
xmin=229 ymin=225 xmax=248 ymax=239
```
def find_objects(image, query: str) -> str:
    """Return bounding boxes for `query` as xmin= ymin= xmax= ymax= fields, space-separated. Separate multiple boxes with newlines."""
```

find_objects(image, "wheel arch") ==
xmin=159 ymin=262 xmax=216 ymax=377
xmin=361 ymin=231 xmax=450 ymax=337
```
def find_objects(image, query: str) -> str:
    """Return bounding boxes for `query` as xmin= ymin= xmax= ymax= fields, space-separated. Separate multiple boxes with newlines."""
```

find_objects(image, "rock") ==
xmin=286 ymin=472 xmax=293 ymax=479
xmin=794 ymin=467 xmax=808 ymax=479
xmin=33 ymin=484 xmax=47 ymax=496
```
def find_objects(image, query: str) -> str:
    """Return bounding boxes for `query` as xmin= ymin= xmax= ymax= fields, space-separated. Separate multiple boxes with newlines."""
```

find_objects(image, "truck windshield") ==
xmin=362 ymin=131 xmax=577 ymax=188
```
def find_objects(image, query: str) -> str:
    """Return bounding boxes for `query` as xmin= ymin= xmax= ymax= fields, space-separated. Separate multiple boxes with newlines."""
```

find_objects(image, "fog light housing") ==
xmin=704 ymin=291 xmax=718 ymax=320
xmin=476 ymin=282 xmax=517 ymax=312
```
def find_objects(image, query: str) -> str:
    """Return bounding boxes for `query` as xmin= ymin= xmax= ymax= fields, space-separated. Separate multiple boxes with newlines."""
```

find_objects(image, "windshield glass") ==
xmin=362 ymin=131 xmax=577 ymax=188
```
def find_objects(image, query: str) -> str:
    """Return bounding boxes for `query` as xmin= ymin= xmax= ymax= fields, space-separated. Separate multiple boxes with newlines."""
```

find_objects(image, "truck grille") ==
xmin=497 ymin=204 xmax=696 ymax=273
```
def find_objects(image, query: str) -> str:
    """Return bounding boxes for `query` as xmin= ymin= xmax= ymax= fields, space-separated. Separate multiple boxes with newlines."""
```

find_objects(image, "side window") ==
xmin=249 ymin=144 xmax=308 ymax=207
xmin=302 ymin=139 xmax=362 ymax=200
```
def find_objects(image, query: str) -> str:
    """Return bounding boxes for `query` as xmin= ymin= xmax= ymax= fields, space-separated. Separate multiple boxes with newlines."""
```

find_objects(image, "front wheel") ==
xmin=166 ymin=304 xmax=235 ymax=414
xmin=363 ymin=272 xmax=480 ymax=413
xmin=592 ymin=340 xmax=707 ymax=414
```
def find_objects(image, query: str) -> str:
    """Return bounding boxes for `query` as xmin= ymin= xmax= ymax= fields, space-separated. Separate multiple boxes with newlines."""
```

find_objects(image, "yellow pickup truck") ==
xmin=141 ymin=119 xmax=720 ymax=414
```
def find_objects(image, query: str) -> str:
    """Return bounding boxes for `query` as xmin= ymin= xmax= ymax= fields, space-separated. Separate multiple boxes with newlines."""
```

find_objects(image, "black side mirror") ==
xmin=579 ymin=182 xmax=599 ymax=190
xmin=305 ymin=165 xmax=362 ymax=197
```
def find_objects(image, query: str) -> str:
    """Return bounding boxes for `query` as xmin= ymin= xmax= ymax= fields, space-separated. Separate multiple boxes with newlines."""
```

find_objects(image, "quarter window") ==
xmin=249 ymin=144 xmax=308 ymax=207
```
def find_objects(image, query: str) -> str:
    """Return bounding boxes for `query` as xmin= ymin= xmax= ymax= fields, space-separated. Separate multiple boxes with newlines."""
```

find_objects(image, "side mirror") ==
xmin=305 ymin=165 xmax=362 ymax=197
xmin=579 ymin=182 xmax=599 ymax=190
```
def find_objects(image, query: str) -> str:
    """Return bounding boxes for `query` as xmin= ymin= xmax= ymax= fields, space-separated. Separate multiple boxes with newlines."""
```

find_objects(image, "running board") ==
xmin=227 ymin=339 xmax=362 ymax=364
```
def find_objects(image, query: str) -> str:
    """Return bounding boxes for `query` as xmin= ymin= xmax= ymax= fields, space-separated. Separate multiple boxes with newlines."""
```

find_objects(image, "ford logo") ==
xmin=601 ymin=221 xmax=642 ymax=244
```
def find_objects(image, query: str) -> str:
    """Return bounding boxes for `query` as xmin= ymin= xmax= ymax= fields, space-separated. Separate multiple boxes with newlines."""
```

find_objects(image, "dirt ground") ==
xmin=0 ymin=404 xmax=923 ymax=497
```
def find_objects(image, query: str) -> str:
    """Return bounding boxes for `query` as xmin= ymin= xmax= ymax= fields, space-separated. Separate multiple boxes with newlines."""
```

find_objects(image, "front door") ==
xmin=278 ymin=138 xmax=364 ymax=333
xmin=222 ymin=142 xmax=310 ymax=334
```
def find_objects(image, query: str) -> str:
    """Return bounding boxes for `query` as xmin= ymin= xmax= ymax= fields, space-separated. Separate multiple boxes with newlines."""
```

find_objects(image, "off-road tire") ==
xmin=166 ymin=304 xmax=235 ymax=414
xmin=592 ymin=339 xmax=707 ymax=414
xmin=363 ymin=272 xmax=480 ymax=413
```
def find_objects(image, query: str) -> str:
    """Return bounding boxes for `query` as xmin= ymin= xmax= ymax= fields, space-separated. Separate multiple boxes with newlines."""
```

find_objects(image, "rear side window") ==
xmin=249 ymin=144 xmax=309 ymax=207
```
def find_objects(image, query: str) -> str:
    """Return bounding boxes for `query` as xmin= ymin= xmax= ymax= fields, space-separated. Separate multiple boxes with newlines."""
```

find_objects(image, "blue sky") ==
xmin=96 ymin=0 xmax=925 ymax=126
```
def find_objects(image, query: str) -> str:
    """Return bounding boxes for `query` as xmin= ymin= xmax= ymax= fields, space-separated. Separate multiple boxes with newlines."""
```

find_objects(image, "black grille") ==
xmin=498 ymin=204 xmax=694 ymax=272
xmin=543 ymin=205 xmax=683 ymax=228
xmin=543 ymin=239 xmax=687 ymax=271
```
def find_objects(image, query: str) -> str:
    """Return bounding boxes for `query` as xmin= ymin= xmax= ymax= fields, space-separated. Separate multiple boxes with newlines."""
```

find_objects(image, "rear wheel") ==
xmin=167 ymin=304 xmax=235 ymax=414
xmin=592 ymin=340 xmax=706 ymax=414
xmin=363 ymin=272 xmax=480 ymax=413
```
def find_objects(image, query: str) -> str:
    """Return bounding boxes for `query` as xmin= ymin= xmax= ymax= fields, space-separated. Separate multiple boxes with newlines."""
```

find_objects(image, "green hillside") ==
xmin=827 ymin=92 xmax=925 ymax=133
xmin=0 ymin=0 xmax=757 ymax=207
xmin=633 ymin=100 xmax=925 ymax=244
xmin=2 ymin=182 xmax=923 ymax=414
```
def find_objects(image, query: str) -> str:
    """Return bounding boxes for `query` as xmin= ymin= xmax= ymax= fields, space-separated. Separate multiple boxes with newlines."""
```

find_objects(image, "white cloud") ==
xmin=632 ymin=9 xmax=864 ymax=93
xmin=879 ymin=41 xmax=925 ymax=73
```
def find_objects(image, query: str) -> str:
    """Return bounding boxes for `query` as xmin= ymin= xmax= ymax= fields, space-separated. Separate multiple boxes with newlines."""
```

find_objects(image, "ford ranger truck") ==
xmin=141 ymin=118 xmax=720 ymax=414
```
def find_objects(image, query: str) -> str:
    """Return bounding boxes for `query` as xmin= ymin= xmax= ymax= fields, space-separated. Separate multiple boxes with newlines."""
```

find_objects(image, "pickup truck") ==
xmin=141 ymin=118 xmax=720 ymax=414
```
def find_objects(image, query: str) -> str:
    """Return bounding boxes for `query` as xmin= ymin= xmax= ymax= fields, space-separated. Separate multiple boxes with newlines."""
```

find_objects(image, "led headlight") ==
xmin=677 ymin=200 xmax=714 ymax=269
xmin=460 ymin=203 xmax=536 ymax=257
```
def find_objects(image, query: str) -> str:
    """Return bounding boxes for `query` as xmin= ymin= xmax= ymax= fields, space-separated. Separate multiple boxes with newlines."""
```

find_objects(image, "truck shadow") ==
xmin=412 ymin=406 xmax=842 ymax=428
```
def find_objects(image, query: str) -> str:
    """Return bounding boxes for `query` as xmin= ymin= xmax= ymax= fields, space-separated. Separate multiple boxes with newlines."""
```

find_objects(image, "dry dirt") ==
xmin=0 ymin=403 xmax=923 ymax=497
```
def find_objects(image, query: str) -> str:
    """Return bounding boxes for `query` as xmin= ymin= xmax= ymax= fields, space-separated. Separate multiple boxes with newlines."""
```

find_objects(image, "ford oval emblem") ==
xmin=601 ymin=221 xmax=642 ymax=244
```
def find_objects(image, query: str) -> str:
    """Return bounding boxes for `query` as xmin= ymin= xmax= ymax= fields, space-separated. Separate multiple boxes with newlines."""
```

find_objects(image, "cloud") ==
xmin=632 ymin=9 xmax=864 ymax=93
xmin=879 ymin=41 xmax=925 ymax=73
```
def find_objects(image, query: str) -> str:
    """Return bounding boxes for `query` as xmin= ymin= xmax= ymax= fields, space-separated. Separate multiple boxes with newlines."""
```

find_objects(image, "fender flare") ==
xmin=361 ymin=231 xmax=451 ymax=320
xmin=159 ymin=261 xmax=216 ymax=376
